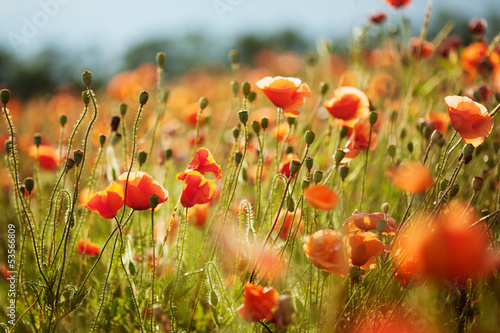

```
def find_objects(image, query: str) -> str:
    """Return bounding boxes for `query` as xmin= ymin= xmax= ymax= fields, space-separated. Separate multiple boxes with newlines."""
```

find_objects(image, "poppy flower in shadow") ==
xmin=387 ymin=162 xmax=433 ymax=193
xmin=29 ymin=145 xmax=59 ymax=170
xmin=256 ymin=76 xmax=311 ymax=117
xmin=303 ymin=229 xmax=350 ymax=277
xmin=343 ymin=118 xmax=378 ymax=161
xmin=348 ymin=231 xmax=390 ymax=270
xmin=77 ymin=239 xmax=100 ymax=256
xmin=409 ymin=37 xmax=434 ymax=59
xmin=237 ymin=283 xmax=279 ymax=322
xmin=444 ymin=96 xmax=493 ymax=147
xmin=324 ymin=86 xmax=370 ymax=128
xmin=177 ymin=170 xmax=216 ymax=208
xmin=118 ymin=171 xmax=168 ymax=211
xmin=84 ymin=182 xmax=124 ymax=219
xmin=303 ymin=185 xmax=338 ymax=211
xmin=343 ymin=210 xmax=398 ymax=235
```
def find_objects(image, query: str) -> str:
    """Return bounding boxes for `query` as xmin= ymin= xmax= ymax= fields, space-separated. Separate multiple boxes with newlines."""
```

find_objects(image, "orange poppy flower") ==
xmin=444 ymin=95 xmax=494 ymax=147
xmin=348 ymin=231 xmax=390 ymax=270
xmin=342 ymin=210 xmax=398 ymax=235
xmin=177 ymin=170 xmax=216 ymax=208
xmin=461 ymin=42 xmax=488 ymax=79
xmin=118 ymin=171 xmax=168 ymax=211
xmin=28 ymin=145 xmax=59 ymax=170
xmin=274 ymin=209 xmax=303 ymax=240
xmin=419 ymin=201 xmax=496 ymax=285
xmin=384 ymin=0 xmax=411 ymax=8
xmin=303 ymin=229 xmax=350 ymax=277
xmin=278 ymin=153 xmax=299 ymax=178
xmin=237 ymin=283 xmax=279 ymax=322
xmin=77 ymin=239 xmax=100 ymax=256
xmin=303 ymin=185 xmax=338 ymax=211
xmin=324 ymin=86 xmax=370 ymax=128
xmin=177 ymin=147 xmax=222 ymax=180
xmin=191 ymin=203 xmax=209 ymax=227
xmin=84 ymin=182 xmax=125 ymax=219
xmin=256 ymin=76 xmax=311 ymax=117
xmin=387 ymin=162 xmax=433 ymax=193
xmin=428 ymin=112 xmax=449 ymax=135
xmin=409 ymin=37 xmax=434 ymax=59
xmin=344 ymin=118 xmax=378 ymax=160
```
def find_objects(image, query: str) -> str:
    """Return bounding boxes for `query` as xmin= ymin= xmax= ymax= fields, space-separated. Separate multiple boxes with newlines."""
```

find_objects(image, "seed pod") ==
xmin=81 ymin=70 xmax=92 ymax=88
xmin=376 ymin=220 xmax=386 ymax=233
xmin=99 ymin=134 xmax=107 ymax=146
xmin=305 ymin=156 xmax=313 ymax=171
xmin=24 ymin=177 xmax=34 ymax=194
xmin=238 ymin=110 xmax=248 ymax=124
xmin=119 ymin=103 xmax=127 ymax=116
xmin=230 ymin=81 xmax=239 ymax=96
xmin=305 ymin=130 xmax=315 ymax=145
xmin=0 ymin=89 xmax=11 ymax=105
xmin=368 ymin=111 xmax=378 ymax=125
xmin=462 ymin=144 xmax=474 ymax=159
xmin=232 ymin=126 xmax=240 ymax=140
xmin=59 ymin=115 xmax=67 ymax=127
xmin=313 ymin=170 xmax=323 ymax=184
xmin=387 ymin=144 xmax=396 ymax=158
xmin=137 ymin=151 xmax=148 ymax=166
xmin=289 ymin=160 xmax=301 ymax=175
xmin=33 ymin=133 xmax=42 ymax=147
xmin=334 ymin=150 xmax=345 ymax=164
xmin=199 ymin=97 xmax=209 ymax=110
xmin=149 ymin=194 xmax=159 ymax=209
xmin=340 ymin=166 xmax=349 ymax=180
xmin=73 ymin=149 xmax=84 ymax=166
xmin=165 ymin=148 xmax=173 ymax=160
xmin=251 ymin=121 xmax=260 ymax=134
xmin=247 ymin=91 xmax=257 ymax=103
xmin=285 ymin=146 xmax=293 ymax=154
xmin=318 ymin=82 xmax=329 ymax=95
xmin=407 ymin=141 xmax=414 ymax=153
xmin=301 ymin=179 xmax=310 ymax=190
xmin=472 ymin=177 xmax=483 ymax=192
xmin=156 ymin=52 xmax=166 ymax=67
xmin=65 ymin=158 xmax=75 ymax=172
xmin=139 ymin=91 xmax=149 ymax=106
xmin=382 ymin=202 xmax=390 ymax=214
xmin=339 ymin=126 xmax=349 ymax=139
xmin=110 ymin=116 xmax=121 ymax=132
xmin=234 ymin=152 xmax=243 ymax=165
xmin=242 ymin=82 xmax=251 ymax=97
xmin=228 ymin=49 xmax=240 ymax=65
xmin=261 ymin=117 xmax=269 ymax=130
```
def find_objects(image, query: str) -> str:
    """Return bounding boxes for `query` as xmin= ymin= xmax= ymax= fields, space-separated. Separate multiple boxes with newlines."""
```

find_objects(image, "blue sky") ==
xmin=0 ymin=0 xmax=498 ymax=59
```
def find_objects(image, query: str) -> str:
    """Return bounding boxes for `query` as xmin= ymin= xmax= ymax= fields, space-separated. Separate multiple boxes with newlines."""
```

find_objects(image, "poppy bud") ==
xmin=450 ymin=183 xmax=459 ymax=198
xmin=423 ymin=126 xmax=432 ymax=141
xmin=111 ymin=132 xmax=122 ymax=145
xmin=165 ymin=148 xmax=173 ymax=161
xmin=4 ymin=139 xmax=12 ymax=155
xmin=440 ymin=179 xmax=449 ymax=191
xmin=334 ymin=150 xmax=345 ymax=164
xmin=119 ymin=103 xmax=127 ymax=116
xmin=33 ymin=133 xmax=42 ymax=147
xmin=0 ymin=89 xmax=10 ymax=105
xmin=82 ymin=91 xmax=90 ymax=105
xmin=376 ymin=220 xmax=386 ymax=233
xmin=230 ymin=81 xmax=239 ymax=96
xmin=19 ymin=184 xmax=27 ymax=196
xmin=99 ymin=134 xmax=106 ymax=147
xmin=382 ymin=202 xmax=390 ymax=213
xmin=289 ymin=160 xmax=301 ymax=175
xmin=349 ymin=266 xmax=362 ymax=283
xmin=73 ymin=149 xmax=84 ymax=167
xmin=400 ymin=128 xmax=407 ymax=140
xmin=390 ymin=111 xmax=397 ymax=122
xmin=110 ymin=116 xmax=121 ymax=132
xmin=228 ymin=49 xmax=239 ymax=65
xmin=301 ymin=179 xmax=310 ymax=190
xmin=287 ymin=117 xmax=295 ymax=126
xmin=472 ymin=176 xmax=483 ymax=192
xmin=339 ymin=126 xmax=349 ymax=139
xmin=128 ymin=261 xmax=136 ymax=276
xmin=305 ymin=156 xmax=313 ymax=171
xmin=285 ymin=146 xmax=293 ymax=154
xmin=305 ymin=130 xmax=315 ymax=145
xmin=468 ymin=18 xmax=487 ymax=35
xmin=368 ymin=111 xmax=378 ymax=125
xmin=24 ymin=177 xmax=34 ymax=194
xmin=137 ymin=151 xmax=147 ymax=166
xmin=156 ymin=52 xmax=166 ymax=67
xmin=271 ymin=295 xmax=294 ymax=332
xmin=242 ymin=82 xmax=251 ymax=97
xmin=437 ymin=138 xmax=446 ymax=147
xmin=232 ymin=126 xmax=240 ymax=140
xmin=242 ymin=167 xmax=247 ymax=181
xmin=287 ymin=195 xmax=295 ymax=212
xmin=234 ymin=152 xmax=243 ymax=165
xmin=261 ymin=117 xmax=269 ymax=130
xmin=247 ymin=91 xmax=257 ymax=103
xmin=199 ymin=97 xmax=208 ymax=110
xmin=59 ymin=115 xmax=67 ymax=127
xmin=81 ymin=70 xmax=92 ymax=88
xmin=340 ymin=166 xmax=349 ymax=180
xmin=369 ymin=10 xmax=387 ymax=25
xmin=139 ymin=91 xmax=149 ymax=106
xmin=313 ymin=170 xmax=323 ymax=184
xmin=149 ymin=194 xmax=160 ymax=209
xmin=430 ymin=130 xmax=443 ymax=143
xmin=238 ymin=110 xmax=248 ymax=124
xmin=407 ymin=141 xmax=414 ymax=153
xmin=306 ymin=52 xmax=318 ymax=66
xmin=387 ymin=144 xmax=396 ymax=158
xmin=318 ymin=82 xmax=329 ymax=95
xmin=462 ymin=144 xmax=474 ymax=159
xmin=251 ymin=121 xmax=260 ymax=134
xmin=66 ymin=158 xmax=75 ymax=172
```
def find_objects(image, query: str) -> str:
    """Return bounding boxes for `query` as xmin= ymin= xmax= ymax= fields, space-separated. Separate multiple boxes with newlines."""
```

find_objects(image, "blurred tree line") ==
xmin=0 ymin=8 xmax=499 ymax=100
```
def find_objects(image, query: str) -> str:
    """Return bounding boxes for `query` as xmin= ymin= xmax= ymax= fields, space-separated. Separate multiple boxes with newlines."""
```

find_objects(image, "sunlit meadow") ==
xmin=1 ymin=0 xmax=500 ymax=332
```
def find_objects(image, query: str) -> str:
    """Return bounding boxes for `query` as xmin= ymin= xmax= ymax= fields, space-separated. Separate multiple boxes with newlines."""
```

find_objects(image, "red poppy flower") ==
xmin=77 ymin=239 xmax=100 ymax=256
xmin=303 ymin=229 xmax=350 ymax=277
xmin=348 ymin=231 xmax=390 ymax=269
xmin=118 ymin=171 xmax=168 ymax=211
xmin=324 ymin=86 xmax=370 ymax=128
xmin=85 ymin=182 xmax=124 ymax=219
xmin=303 ymin=185 xmax=338 ymax=211
xmin=28 ymin=145 xmax=59 ymax=170
xmin=274 ymin=209 xmax=303 ymax=240
xmin=256 ymin=76 xmax=311 ymax=117
xmin=409 ymin=37 xmax=434 ymax=59
xmin=278 ymin=153 xmax=299 ymax=178
xmin=387 ymin=162 xmax=433 ymax=193
xmin=384 ymin=0 xmax=411 ymax=9
xmin=343 ymin=210 xmax=398 ymax=235
xmin=237 ymin=283 xmax=279 ymax=322
xmin=369 ymin=11 xmax=387 ymax=25
xmin=444 ymin=95 xmax=494 ymax=147
xmin=344 ymin=118 xmax=378 ymax=160
xmin=177 ymin=147 xmax=222 ymax=180
xmin=177 ymin=170 xmax=216 ymax=208
xmin=1 ymin=264 xmax=11 ymax=281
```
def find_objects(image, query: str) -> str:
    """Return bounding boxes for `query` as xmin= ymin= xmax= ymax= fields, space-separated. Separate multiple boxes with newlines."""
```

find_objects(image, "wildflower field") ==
xmin=2 ymin=0 xmax=500 ymax=332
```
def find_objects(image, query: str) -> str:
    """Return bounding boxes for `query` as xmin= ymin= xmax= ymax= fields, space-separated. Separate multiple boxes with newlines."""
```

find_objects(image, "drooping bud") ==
xmin=407 ymin=141 xmax=414 ymax=153
xmin=4 ymin=139 xmax=12 ymax=155
xmin=287 ymin=195 xmax=295 ymax=212
xmin=0 ymin=89 xmax=11 ymax=105
xmin=376 ymin=220 xmax=387 ymax=233
xmin=450 ymin=183 xmax=460 ymax=198
xmin=139 ymin=91 xmax=149 ymax=106
xmin=81 ymin=70 xmax=92 ymax=88
xmin=382 ymin=202 xmax=390 ymax=214
xmin=110 ymin=116 xmax=121 ymax=132
xmin=65 ymin=158 xmax=75 ymax=172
